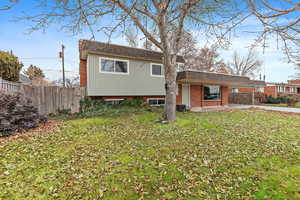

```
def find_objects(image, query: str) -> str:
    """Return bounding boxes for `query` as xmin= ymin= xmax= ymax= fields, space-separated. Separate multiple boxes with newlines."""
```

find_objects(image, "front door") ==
xmin=182 ymin=84 xmax=190 ymax=107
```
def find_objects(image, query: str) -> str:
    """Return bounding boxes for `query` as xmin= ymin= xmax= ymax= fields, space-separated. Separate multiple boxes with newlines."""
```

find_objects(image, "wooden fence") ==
xmin=19 ymin=86 xmax=86 ymax=115
xmin=229 ymin=92 xmax=266 ymax=105
xmin=0 ymin=77 xmax=20 ymax=91
xmin=0 ymin=79 xmax=86 ymax=115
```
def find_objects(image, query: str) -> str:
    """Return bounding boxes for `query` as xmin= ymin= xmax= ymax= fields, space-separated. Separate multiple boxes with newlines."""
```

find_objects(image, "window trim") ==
xmin=176 ymin=62 xmax=185 ymax=72
xmin=203 ymin=85 xmax=221 ymax=101
xmin=99 ymin=57 xmax=129 ymax=75
xmin=150 ymin=63 xmax=164 ymax=77
xmin=147 ymin=98 xmax=165 ymax=106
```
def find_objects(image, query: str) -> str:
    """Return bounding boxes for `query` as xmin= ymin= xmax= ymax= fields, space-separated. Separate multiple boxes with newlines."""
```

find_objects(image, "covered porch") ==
xmin=176 ymin=71 xmax=266 ymax=109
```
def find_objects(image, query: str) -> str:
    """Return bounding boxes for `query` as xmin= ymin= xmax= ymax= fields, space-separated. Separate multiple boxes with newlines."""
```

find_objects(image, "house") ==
xmin=264 ymin=80 xmax=300 ymax=97
xmin=19 ymin=74 xmax=32 ymax=84
xmin=79 ymin=40 xmax=265 ymax=108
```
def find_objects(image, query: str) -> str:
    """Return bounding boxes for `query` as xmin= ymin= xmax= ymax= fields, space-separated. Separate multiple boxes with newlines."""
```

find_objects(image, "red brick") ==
xmin=288 ymin=80 xmax=300 ymax=84
xmin=264 ymin=86 xmax=277 ymax=97
xmin=176 ymin=84 xmax=182 ymax=104
xmin=190 ymin=85 xmax=202 ymax=107
xmin=80 ymin=59 xmax=87 ymax=87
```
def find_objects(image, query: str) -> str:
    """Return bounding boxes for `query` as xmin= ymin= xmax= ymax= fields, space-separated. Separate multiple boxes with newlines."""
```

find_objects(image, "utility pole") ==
xmin=59 ymin=44 xmax=65 ymax=87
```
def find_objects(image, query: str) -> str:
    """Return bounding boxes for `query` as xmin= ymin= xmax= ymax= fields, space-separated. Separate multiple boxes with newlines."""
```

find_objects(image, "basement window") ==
xmin=104 ymin=99 xmax=124 ymax=105
xmin=100 ymin=57 xmax=129 ymax=74
xmin=148 ymin=98 xmax=165 ymax=106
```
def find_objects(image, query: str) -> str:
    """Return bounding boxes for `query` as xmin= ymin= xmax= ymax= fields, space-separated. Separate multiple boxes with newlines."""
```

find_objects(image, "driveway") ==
xmin=228 ymin=105 xmax=300 ymax=114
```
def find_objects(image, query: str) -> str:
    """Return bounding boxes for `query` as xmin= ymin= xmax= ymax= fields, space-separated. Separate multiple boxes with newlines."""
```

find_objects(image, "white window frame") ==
xmin=150 ymin=63 xmax=164 ymax=77
xmin=104 ymin=99 xmax=124 ymax=104
xmin=257 ymin=87 xmax=264 ymax=93
xmin=100 ymin=57 xmax=129 ymax=75
xmin=147 ymin=98 xmax=165 ymax=106
xmin=176 ymin=62 xmax=185 ymax=72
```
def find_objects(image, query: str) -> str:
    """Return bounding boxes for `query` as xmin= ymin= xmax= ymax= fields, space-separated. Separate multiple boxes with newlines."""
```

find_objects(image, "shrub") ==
xmin=0 ymin=91 xmax=47 ymax=137
xmin=52 ymin=97 xmax=159 ymax=120
xmin=121 ymin=97 xmax=144 ymax=107
xmin=264 ymin=96 xmax=280 ymax=104
xmin=264 ymin=95 xmax=289 ymax=104
xmin=286 ymin=96 xmax=298 ymax=107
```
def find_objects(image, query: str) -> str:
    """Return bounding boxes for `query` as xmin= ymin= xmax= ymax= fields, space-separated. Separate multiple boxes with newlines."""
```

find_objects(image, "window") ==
xmin=100 ymin=57 xmax=129 ymax=74
xmin=151 ymin=63 xmax=163 ymax=76
xmin=257 ymin=87 xmax=264 ymax=93
xmin=203 ymin=85 xmax=221 ymax=100
xmin=176 ymin=63 xmax=185 ymax=71
xmin=148 ymin=98 xmax=165 ymax=106
xmin=232 ymin=88 xmax=239 ymax=93
xmin=104 ymin=99 xmax=124 ymax=105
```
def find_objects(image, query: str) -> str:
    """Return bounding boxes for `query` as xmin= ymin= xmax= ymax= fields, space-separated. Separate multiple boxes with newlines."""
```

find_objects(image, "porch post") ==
xmin=252 ymin=87 xmax=255 ymax=105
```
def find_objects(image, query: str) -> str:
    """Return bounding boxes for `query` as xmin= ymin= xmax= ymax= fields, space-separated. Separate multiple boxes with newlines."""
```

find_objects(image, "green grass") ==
xmin=1 ymin=110 xmax=300 ymax=199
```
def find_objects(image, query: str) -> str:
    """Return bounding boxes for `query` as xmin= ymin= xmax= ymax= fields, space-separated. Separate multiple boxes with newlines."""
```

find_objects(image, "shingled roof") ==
xmin=177 ymin=71 xmax=266 ymax=88
xmin=79 ymin=39 xmax=185 ymax=63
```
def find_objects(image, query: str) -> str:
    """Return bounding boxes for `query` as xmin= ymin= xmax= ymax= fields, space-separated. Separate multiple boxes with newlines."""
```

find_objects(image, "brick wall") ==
xmin=238 ymin=88 xmax=254 ymax=93
xmin=188 ymin=85 xmax=229 ymax=107
xmin=90 ymin=95 xmax=165 ymax=102
xmin=190 ymin=85 xmax=202 ymax=107
xmin=264 ymin=86 xmax=277 ymax=97
xmin=80 ymin=59 xmax=87 ymax=87
xmin=176 ymin=84 xmax=182 ymax=104
xmin=222 ymin=87 xmax=230 ymax=105
xmin=288 ymin=80 xmax=300 ymax=84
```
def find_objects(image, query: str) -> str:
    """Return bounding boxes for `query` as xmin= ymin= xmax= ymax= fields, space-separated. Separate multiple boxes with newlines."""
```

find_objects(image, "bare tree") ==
xmin=183 ymin=46 xmax=227 ymax=73
xmin=0 ymin=0 xmax=18 ymax=11
xmin=18 ymin=0 xmax=248 ymax=121
xmin=124 ymin=28 xmax=139 ymax=48
xmin=248 ymin=0 xmax=300 ymax=62
xmin=293 ymin=62 xmax=300 ymax=79
xmin=55 ymin=76 xmax=80 ymax=88
xmin=227 ymin=49 xmax=262 ymax=79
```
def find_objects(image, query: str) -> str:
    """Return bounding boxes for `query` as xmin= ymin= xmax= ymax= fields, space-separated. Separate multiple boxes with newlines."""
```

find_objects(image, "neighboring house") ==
xmin=19 ymin=74 xmax=32 ymax=84
xmin=264 ymin=80 xmax=300 ymax=97
xmin=79 ymin=40 xmax=265 ymax=108
xmin=231 ymin=79 xmax=300 ymax=97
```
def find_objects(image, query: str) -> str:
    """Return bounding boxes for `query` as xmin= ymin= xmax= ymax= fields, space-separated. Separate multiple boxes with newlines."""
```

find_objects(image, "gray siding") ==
xmin=87 ymin=54 xmax=165 ymax=96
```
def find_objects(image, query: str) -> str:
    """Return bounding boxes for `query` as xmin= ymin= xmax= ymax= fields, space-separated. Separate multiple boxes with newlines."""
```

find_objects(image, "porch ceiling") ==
xmin=177 ymin=71 xmax=266 ymax=88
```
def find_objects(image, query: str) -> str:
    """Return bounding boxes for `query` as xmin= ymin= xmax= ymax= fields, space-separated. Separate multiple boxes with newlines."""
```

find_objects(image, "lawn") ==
xmin=1 ymin=109 xmax=300 ymax=199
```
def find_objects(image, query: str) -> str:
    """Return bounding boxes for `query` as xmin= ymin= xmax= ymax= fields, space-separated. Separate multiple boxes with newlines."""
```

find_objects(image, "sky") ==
xmin=0 ymin=0 xmax=297 ymax=83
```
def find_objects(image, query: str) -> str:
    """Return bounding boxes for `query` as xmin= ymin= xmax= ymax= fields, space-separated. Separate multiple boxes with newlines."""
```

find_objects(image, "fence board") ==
xmin=0 ymin=77 xmax=20 ymax=92
xmin=229 ymin=92 xmax=265 ymax=105
xmin=18 ymin=85 xmax=86 ymax=115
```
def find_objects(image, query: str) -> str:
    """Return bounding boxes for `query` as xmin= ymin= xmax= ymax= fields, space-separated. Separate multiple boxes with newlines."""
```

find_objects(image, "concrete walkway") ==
xmin=229 ymin=105 xmax=300 ymax=114
xmin=191 ymin=105 xmax=300 ymax=114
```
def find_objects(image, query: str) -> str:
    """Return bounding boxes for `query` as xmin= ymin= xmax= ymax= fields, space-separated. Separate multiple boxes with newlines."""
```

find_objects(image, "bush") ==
xmin=121 ymin=97 xmax=144 ymax=107
xmin=286 ymin=96 xmax=298 ymax=106
xmin=52 ymin=97 xmax=160 ymax=120
xmin=264 ymin=95 xmax=288 ymax=104
xmin=0 ymin=91 xmax=47 ymax=137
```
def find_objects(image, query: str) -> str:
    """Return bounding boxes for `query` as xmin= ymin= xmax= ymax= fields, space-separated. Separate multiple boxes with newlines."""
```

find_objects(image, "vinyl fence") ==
xmin=0 ymin=77 xmax=20 ymax=91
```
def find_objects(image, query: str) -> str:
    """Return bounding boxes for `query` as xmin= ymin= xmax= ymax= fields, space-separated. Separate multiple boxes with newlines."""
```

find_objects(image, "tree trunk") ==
xmin=163 ymin=54 xmax=177 ymax=121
